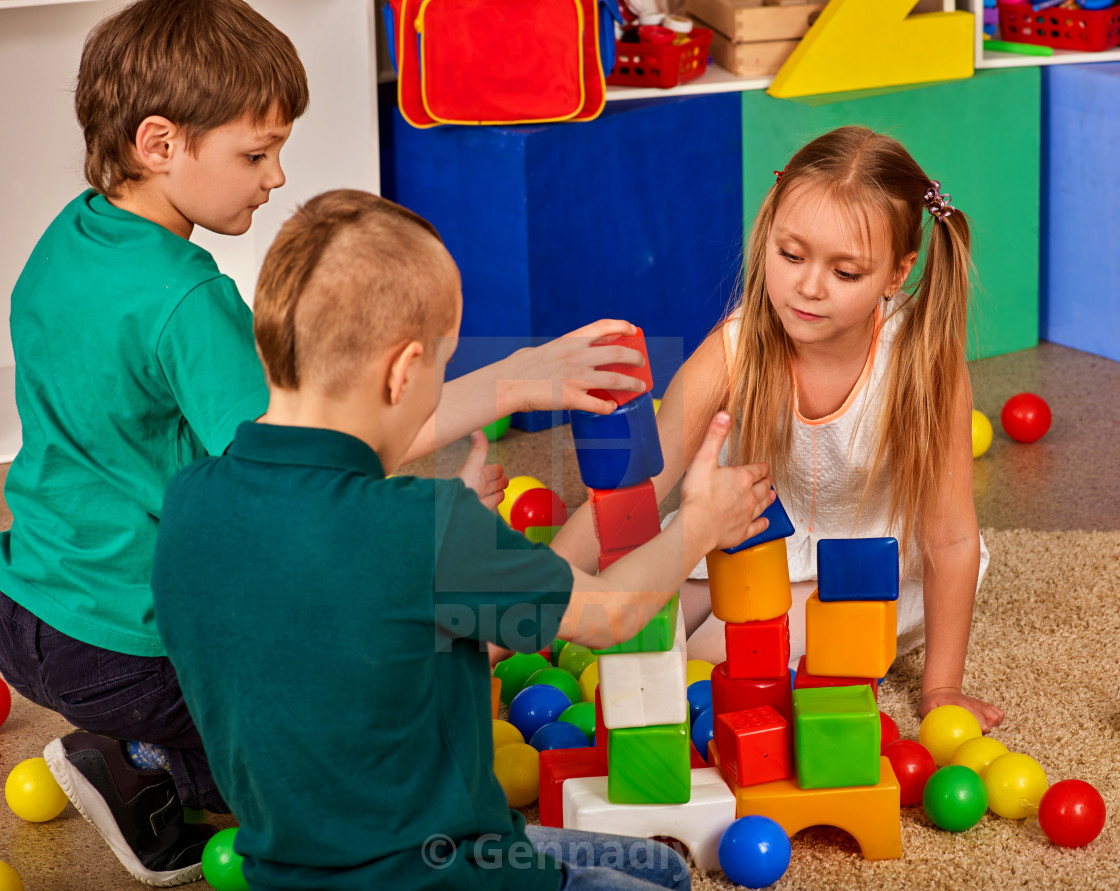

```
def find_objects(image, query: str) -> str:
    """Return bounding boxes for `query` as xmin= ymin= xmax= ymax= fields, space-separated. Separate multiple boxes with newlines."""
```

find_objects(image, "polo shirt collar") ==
xmin=228 ymin=422 xmax=386 ymax=480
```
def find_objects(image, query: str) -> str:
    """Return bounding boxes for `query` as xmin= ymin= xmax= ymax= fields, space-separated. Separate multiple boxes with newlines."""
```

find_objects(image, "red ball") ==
xmin=1000 ymin=392 xmax=1052 ymax=443
xmin=1038 ymin=779 xmax=1106 ymax=848
xmin=510 ymin=487 xmax=567 ymax=533
xmin=882 ymin=739 xmax=937 ymax=807
xmin=879 ymin=711 xmax=900 ymax=752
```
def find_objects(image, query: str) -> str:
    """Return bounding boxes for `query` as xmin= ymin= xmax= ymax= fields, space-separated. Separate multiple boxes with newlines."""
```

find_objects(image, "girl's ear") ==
xmin=133 ymin=116 xmax=180 ymax=174
xmin=892 ymin=251 xmax=919 ymax=294
xmin=387 ymin=341 xmax=425 ymax=406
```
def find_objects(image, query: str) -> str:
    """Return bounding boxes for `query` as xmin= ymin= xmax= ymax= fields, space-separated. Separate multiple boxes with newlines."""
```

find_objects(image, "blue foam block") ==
xmin=1041 ymin=63 xmax=1120 ymax=362
xmin=570 ymin=392 xmax=663 ymax=490
xmin=722 ymin=491 xmax=795 ymax=554
xmin=816 ymin=538 xmax=899 ymax=602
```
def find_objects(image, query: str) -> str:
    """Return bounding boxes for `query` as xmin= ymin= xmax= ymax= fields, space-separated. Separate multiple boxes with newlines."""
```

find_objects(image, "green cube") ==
xmin=524 ymin=525 xmax=562 ymax=545
xmin=793 ymin=685 xmax=880 ymax=789
xmin=607 ymin=720 xmax=690 ymax=804
xmin=594 ymin=594 xmax=678 ymax=656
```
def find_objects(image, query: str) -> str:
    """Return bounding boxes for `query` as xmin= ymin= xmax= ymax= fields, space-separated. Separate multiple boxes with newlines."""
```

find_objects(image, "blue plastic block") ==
xmin=816 ymin=538 xmax=899 ymax=602
xmin=722 ymin=491 xmax=794 ymax=554
xmin=1041 ymin=63 xmax=1120 ymax=362
xmin=570 ymin=393 xmax=663 ymax=490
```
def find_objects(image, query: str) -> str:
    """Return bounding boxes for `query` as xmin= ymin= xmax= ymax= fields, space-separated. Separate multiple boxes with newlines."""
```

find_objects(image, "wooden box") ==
xmin=685 ymin=0 xmax=824 ymax=77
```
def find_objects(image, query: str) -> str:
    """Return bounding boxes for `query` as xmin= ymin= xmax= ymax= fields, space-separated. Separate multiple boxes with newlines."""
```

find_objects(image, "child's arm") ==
xmin=555 ymin=412 xmax=772 ymax=649
xmin=400 ymin=319 xmax=648 ymax=465
xmin=919 ymin=377 xmax=1005 ymax=732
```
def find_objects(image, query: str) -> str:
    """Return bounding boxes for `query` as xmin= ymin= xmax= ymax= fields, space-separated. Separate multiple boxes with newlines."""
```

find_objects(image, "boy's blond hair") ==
xmin=254 ymin=189 xmax=461 ymax=397
xmin=76 ymin=0 xmax=309 ymax=195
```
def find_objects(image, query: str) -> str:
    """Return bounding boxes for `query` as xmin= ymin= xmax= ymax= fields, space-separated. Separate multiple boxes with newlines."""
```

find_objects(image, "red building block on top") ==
xmin=725 ymin=614 xmax=790 ymax=680
xmin=793 ymin=656 xmax=878 ymax=700
xmin=589 ymin=480 xmax=661 ymax=554
xmin=587 ymin=327 xmax=655 ymax=409
xmin=539 ymin=746 xmax=608 ymax=827
xmin=711 ymin=661 xmax=793 ymax=724
xmin=714 ymin=706 xmax=793 ymax=788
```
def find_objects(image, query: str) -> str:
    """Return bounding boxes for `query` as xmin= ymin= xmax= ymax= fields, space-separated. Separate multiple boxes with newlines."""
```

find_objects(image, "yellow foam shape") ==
xmin=705 ymin=538 xmax=792 ymax=624
xmin=805 ymin=591 xmax=896 ymax=679
xmin=768 ymin=0 xmax=974 ymax=99
xmin=712 ymin=744 xmax=902 ymax=860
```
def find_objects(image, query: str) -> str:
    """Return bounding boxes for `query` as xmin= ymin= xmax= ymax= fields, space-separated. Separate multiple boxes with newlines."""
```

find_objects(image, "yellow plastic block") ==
xmin=711 ymin=743 xmax=902 ymax=861
xmin=705 ymin=538 xmax=792 ymax=623
xmin=768 ymin=0 xmax=974 ymax=99
xmin=804 ymin=591 xmax=896 ymax=679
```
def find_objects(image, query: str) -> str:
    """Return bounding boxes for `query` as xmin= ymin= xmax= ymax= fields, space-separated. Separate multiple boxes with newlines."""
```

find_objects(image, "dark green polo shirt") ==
xmin=153 ymin=423 xmax=571 ymax=891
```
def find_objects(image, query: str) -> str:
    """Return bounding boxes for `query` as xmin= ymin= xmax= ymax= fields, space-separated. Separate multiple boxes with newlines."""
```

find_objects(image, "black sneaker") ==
xmin=44 ymin=732 xmax=215 ymax=886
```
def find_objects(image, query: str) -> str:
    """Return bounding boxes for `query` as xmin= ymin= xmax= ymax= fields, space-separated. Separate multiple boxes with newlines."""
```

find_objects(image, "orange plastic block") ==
xmin=711 ymin=661 xmax=792 ymax=724
xmin=491 ymin=675 xmax=501 ymax=718
xmin=705 ymin=538 xmax=792 ymax=623
xmin=714 ymin=706 xmax=793 ymax=788
xmin=589 ymin=480 xmax=661 ymax=553
xmin=587 ymin=327 xmax=655 ymax=408
xmin=793 ymin=655 xmax=878 ymax=699
xmin=711 ymin=745 xmax=902 ymax=861
xmin=725 ymin=614 xmax=790 ymax=679
xmin=804 ymin=591 xmax=896 ymax=679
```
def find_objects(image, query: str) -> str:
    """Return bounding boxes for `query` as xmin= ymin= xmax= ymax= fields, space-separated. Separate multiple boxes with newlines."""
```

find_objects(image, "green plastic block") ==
xmin=524 ymin=525 xmax=562 ymax=545
xmin=594 ymin=594 xmax=679 ymax=656
xmin=792 ymin=684 xmax=880 ymax=789
xmin=607 ymin=720 xmax=691 ymax=804
xmin=742 ymin=67 xmax=1041 ymax=360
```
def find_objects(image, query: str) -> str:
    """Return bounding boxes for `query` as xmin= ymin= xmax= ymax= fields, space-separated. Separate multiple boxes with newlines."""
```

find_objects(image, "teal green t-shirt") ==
xmin=152 ymin=423 xmax=572 ymax=891
xmin=0 ymin=191 xmax=268 ymax=655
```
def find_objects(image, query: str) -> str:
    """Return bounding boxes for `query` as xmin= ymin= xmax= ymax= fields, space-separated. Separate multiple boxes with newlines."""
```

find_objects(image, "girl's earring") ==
xmin=883 ymin=291 xmax=893 ymax=302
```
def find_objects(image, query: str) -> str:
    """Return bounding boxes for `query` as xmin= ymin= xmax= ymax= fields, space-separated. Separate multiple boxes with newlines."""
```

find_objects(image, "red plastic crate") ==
xmin=607 ymin=27 xmax=713 ymax=88
xmin=998 ymin=2 xmax=1120 ymax=52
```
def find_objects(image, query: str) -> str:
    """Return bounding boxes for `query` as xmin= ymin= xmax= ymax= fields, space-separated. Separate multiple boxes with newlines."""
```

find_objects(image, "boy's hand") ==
xmin=921 ymin=687 xmax=1006 ymax=734
xmin=456 ymin=430 xmax=508 ymax=512
xmin=679 ymin=412 xmax=775 ymax=554
xmin=503 ymin=319 xmax=646 ymax=415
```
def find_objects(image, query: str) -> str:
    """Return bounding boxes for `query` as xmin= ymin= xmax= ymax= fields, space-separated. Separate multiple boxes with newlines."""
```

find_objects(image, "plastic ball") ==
xmin=558 ymin=643 xmax=597 ymax=681
xmin=482 ymin=415 xmax=511 ymax=442
xmin=493 ymin=719 xmax=524 ymax=754
xmin=5 ymin=758 xmax=68 ymax=823
xmin=558 ymin=702 xmax=596 ymax=743
xmin=578 ymin=661 xmax=599 ymax=703
xmin=1001 ymin=392 xmax=1051 ymax=443
xmin=949 ymin=736 xmax=1008 ymax=776
xmin=687 ymin=680 xmax=713 ymax=726
xmin=493 ymin=742 xmax=540 ymax=807
xmin=508 ymin=683 xmax=572 ymax=742
xmin=0 ymin=862 xmax=24 ymax=891
xmin=0 ymin=683 xmax=10 ymax=728
xmin=718 ymin=816 xmax=792 ymax=889
xmin=922 ymin=765 xmax=989 ymax=832
xmin=982 ymin=752 xmax=1048 ymax=820
xmin=971 ymin=410 xmax=994 ymax=458
xmin=510 ymin=487 xmax=567 ymax=534
xmin=547 ymin=639 xmax=567 ymax=666
xmin=883 ymin=739 xmax=938 ymax=807
xmin=530 ymin=720 xmax=590 ymax=752
xmin=524 ymin=667 xmax=581 ymax=709
xmin=201 ymin=827 xmax=248 ymax=891
xmin=498 ymin=475 xmax=546 ymax=525
xmin=918 ymin=705 xmax=983 ymax=766
xmin=690 ymin=708 xmax=715 ymax=763
xmin=1038 ymin=779 xmax=1106 ymax=847
xmin=686 ymin=660 xmax=714 ymax=686
xmin=493 ymin=652 xmax=550 ymax=705
xmin=879 ymin=711 xmax=900 ymax=751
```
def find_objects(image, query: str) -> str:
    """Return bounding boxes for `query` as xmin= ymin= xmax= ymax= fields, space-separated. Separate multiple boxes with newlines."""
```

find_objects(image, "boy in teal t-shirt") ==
xmin=151 ymin=189 xmax=776 ymax=890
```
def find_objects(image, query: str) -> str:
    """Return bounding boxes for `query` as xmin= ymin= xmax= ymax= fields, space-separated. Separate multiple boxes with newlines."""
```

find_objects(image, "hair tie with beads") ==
xmin=923 ymin=180 xmax=955 ymax=222
xmin=774 ymin=163 xmax=789 ymax=184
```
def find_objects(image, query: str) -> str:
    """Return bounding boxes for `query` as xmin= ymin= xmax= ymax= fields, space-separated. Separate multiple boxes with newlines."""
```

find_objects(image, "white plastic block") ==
xmin=598 ymin=611 xmax=687 ymax=729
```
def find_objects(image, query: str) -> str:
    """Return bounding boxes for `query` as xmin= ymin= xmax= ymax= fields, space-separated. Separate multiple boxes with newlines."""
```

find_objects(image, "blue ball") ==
xmin=508 ymin=683 xmax=572 ymax=742
xmin=719 ymin=816 xmax=791 ymax=889
xmin=687 ymin=680 xmax=713 ymax=725
xmin=690 ymin=707 xmax=714 ymax=763
xmin=529 ymin=720 xmax=591 ymax=752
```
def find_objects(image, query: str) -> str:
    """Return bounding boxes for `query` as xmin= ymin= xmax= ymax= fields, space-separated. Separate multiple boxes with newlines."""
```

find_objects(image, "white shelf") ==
xmin=0 ymin=366 xmax=19 ymax=464
xmin=606 ymin=63 xmax=772 ymax=101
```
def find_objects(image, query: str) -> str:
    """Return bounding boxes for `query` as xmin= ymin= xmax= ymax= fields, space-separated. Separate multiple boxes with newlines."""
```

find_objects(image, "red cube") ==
xmin=539 ymin=747 xmax=608 ymax=827
xmin=714 ymin=706 xmax=793 ymax=787
xmin=793 ymin=655 xmax=878 ymax=699
xmin=597 ymin=548 xmax=630 ymax=572
xmin=711 ymin=661 xmax=793 ymax=724
xmin=589 ymin=480 xmax=661 ymax=554
xmin=724 ymin=614 xmax=790 ymax=679
xmin=587 ymin=327 xmax=655 ymax=408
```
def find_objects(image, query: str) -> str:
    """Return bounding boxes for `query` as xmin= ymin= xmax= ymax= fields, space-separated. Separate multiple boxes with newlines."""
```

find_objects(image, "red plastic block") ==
xmin=539 ymin=747 xmax=608 ymax=827
xmin=587 ymin=327 xmax=654 ymax=408
xmin=725 ymin=614 xmax=790 ymax=680
xmin=595 ymin=688 xmax=608 ymax=758
xmin=598 ymin=549 xmax=630 ymax=572
xmin=711 ymin=661 xmax=793 ymax=724
xmin=589 ymin=480 xmax=661 ymax=553
xmin=793 ymin=656 xmax=878 ymax=700
xmin=714 ymin=706 xmax=793 ymax=788
xmin=690 ymin=742 xmax=707 ymax=769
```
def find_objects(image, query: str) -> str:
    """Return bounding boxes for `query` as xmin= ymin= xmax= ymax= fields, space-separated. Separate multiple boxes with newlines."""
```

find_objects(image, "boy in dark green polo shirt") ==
xmin=150 ymin=189 xmax=775 ymax=890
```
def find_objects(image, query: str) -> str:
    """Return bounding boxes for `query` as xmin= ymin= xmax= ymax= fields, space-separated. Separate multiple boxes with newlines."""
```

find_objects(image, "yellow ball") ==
xmin=0 ymin=862 xmax=25 ymax=891
xmin=493 ymin=742 xmax=539 ymax=808
xmin=5 ymin=758 xmax=68 ymax=823
xmin=971 ymin=410 xmax=993 ymax=458
xmin=918 ymin=705 xmax=983 ymax=767
xmin=578 ymin=661 xmax=599 ymax=703
xmin=498 ymin=476 xmax=546 ymax=525
xmin=686 ymin=660 xmax=715 ymax=687
xmin=493 ymin=719 xmax=524 ymax=754
xmin=950 ymin=736 xmax=1009 ymax=776
xmin=983 ymin=752 xmax=1048 ymax=819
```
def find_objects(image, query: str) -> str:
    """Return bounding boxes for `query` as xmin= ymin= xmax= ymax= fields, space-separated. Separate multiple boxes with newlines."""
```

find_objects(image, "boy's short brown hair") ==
xmin=254 ymin=190 xmax=461 ymax=396
xmin=76 ymin=0 xmax=309 ymax=195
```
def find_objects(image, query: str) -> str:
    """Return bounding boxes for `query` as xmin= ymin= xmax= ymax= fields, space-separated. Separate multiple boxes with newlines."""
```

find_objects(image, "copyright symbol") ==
xmin=421 ymin=833 xmax=456 ymax=869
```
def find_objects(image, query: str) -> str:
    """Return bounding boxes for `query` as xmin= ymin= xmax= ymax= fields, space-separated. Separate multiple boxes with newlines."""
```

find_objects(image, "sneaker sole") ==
xmin=44 ymin=738 xmax=203 ymax=887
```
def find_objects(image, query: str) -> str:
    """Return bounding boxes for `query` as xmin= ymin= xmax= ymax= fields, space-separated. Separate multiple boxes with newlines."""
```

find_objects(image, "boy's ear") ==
xmin=133 ymin=116 xmax=180 ymax=175
xmin=387 ymin=341 xmax=425 ymax=406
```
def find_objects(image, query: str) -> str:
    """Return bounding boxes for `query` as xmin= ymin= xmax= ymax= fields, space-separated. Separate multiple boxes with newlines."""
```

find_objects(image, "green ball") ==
xmin=482 ymin=416 xmax=511 ymax=442
xmin=202 ymin=827 xmax=249 ymax=891
xmin=548 ymin=639 xmax=567 ymax=666
xmin=923 ymin=765 xmax=989 ymax=832
xmin=557 ymin=643 xmax=597 ymax=680
xmin=493 ymin=652 xmax=550 ymax=705
xmin=558 ymin=702 xmax=597 ymax=743
xmin=524 ymin=667 xmax=580 ymax=708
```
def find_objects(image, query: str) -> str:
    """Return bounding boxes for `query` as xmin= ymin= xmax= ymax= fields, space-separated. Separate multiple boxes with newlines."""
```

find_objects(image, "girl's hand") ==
xmin=502 ymin=319 xmax=647 ymax=415
xmin=920 ymin=686 xmax=1005 ymax=734
xmin=455 ymin=430 xmax=508 ymax=512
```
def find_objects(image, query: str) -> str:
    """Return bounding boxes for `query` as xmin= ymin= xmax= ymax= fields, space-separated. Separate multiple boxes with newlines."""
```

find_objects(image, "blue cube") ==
xmin=722 ymin=492 xmax=795 ymax=554
xmin=570 ymin=393 xmax=663 ymax=490
xmin=816 ymin=538 xmax=899 ymax=602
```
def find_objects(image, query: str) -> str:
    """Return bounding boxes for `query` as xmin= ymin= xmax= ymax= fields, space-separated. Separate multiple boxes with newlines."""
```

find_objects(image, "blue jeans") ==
xmin=525 ymin=826 xmax=691 ymax=891
xmin=0 ymin=591 xmax=226 ymax=812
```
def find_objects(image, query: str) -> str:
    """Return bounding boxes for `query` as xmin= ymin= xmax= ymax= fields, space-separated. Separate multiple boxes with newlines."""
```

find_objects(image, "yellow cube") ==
xmin=804 ymin=591 xmax=896 ymax=679
xmin=705 ymin=538 xmax=791 ymax=623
